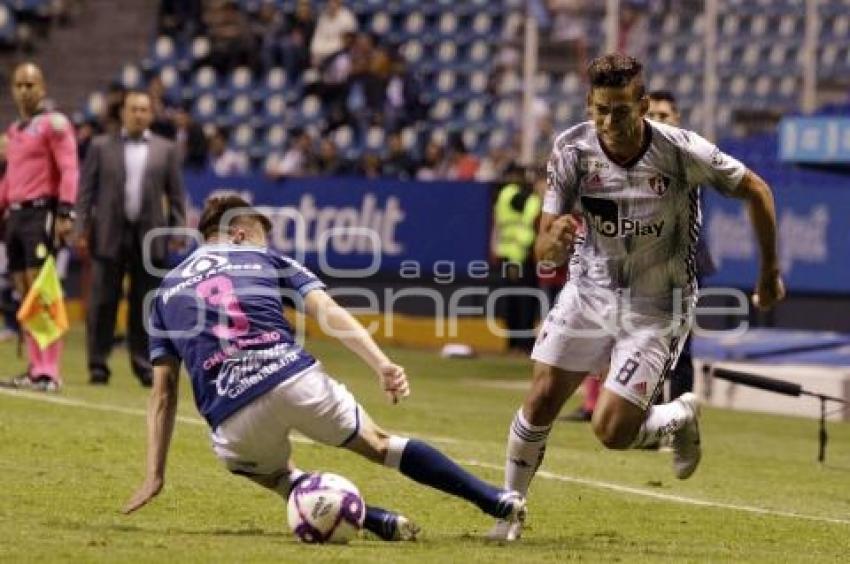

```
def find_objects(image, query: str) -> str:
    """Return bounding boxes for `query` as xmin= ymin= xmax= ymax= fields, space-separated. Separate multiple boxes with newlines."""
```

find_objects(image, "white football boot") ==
xmin=672 ymin=392 xmax=702 ymax=479
xmin=486 ymin=491 xmax=527 ymax=541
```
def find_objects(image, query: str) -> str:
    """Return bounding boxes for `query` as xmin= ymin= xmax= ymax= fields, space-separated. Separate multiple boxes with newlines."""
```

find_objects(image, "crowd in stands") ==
xmin=70 ymin=0 xmax=526 ymax=181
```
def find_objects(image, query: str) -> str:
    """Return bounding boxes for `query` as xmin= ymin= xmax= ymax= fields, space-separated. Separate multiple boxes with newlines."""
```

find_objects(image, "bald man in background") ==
xmin=0 ymin=62 xmax=78 ymax=392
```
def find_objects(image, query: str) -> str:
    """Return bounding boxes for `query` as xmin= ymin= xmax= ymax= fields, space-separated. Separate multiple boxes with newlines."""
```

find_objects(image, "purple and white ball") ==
xmin=287 ymin=473 xmax=365 ymax=544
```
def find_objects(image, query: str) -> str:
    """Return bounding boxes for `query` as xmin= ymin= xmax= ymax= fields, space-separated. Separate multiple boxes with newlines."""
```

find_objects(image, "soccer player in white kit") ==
xmin=489 ymin=54 xmax=785 ymax=540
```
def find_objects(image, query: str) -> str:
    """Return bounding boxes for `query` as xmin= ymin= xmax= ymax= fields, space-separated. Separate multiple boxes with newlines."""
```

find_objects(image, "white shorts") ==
xmin=531 ymin=282 xmax=693 ymax=409
xmin=210 ymin=363 xmax=362 ymax=477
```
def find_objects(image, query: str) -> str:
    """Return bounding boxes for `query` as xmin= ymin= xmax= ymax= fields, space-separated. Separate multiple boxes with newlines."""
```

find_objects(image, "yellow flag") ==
xmin=17 ymin=255 xmax=69 ymax=350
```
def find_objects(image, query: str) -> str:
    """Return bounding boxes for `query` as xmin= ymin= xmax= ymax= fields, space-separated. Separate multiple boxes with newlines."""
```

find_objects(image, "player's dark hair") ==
xmin=587 ymin=53 xmax=645 ymax=98
xmin=198 ymin=195 xmax=272 ymax=240
xmin=648 ymin=89 xmax=678 ymax=109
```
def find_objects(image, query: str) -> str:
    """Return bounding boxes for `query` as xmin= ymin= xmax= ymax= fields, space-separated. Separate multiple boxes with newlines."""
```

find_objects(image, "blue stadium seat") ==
xmin=192 ymin=93 xmax=218 ymax=124
xmin=229 ymin=66 xmax=254 ymax=94
xmin=0 ymin=5 xmax=16 ymax=46
xmin=83 ymin=91 xmax=105 ymax=121
xmin=189 ymin=66 xmax=218 ymax=97
xmin=150 ymin=35 xmax=178 ymax=68
xmin=158 ymin=65 xmax=183 ymax=101
xmin=119 ymin=64 xmax=143 ymax=89
xmin=223 ymin=94 xmax=254 ymax=126
xmin=261 ymin=93 xmax=287 ymax=126
xmin=232 ymin=124 xmax=255 ymax=150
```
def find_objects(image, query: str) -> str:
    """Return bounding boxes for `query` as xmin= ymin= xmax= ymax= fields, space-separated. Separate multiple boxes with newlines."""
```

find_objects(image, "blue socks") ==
xmin=391 ymin=438 xmax=507 ymax=518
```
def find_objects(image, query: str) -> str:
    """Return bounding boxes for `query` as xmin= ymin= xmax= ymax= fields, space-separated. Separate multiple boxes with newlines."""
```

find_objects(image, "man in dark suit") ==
xmin=75 ymin=91 xmax=186 ymax=387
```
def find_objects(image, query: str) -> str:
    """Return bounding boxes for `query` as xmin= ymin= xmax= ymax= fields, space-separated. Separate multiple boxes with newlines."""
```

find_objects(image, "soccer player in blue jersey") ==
xmin=123 ymin=195 xmax=526 ymax=541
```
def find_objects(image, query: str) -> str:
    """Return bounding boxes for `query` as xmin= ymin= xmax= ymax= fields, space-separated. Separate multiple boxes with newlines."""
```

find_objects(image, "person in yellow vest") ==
xmin=492 ymin=165 xmax=542 ymax=353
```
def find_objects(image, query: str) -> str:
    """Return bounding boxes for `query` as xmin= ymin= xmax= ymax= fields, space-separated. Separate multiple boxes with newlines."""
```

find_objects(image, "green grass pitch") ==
xmin=1 ymin=327 xmax=849 ymax=562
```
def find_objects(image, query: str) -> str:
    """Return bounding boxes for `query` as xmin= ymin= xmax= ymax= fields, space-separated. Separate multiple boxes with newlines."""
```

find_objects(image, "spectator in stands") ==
xmin=310 ymin=0 xmax=358 ymax=68
xmin=547 ymin=0 xmax=589 ymax=72
xmin=381 ymin=131 xmax=416 ymax=180
xmin=158 ymin=0 xmax=203 ymax=40
xmin=74 ymin=117 xmax=101 ymax=163
xmin=316 ymin=137 xmax=352 ymax=176
xmin=265 ymin=127 xmax=315 ymax=179
xmin=277 ymin=0 xmax=316 ymax=78
xmin=208 ymin=127 xmax=249 ymax=177
xmin=147 ymin=76 xmax=179 ymax=139
xmin=617 ymin=0 xmax=649 ymax=59
xmin=172 ymin=104 xmax=208 ymax=170
xmin=358 ymin=152 xmax=383 ymax=179
xmin=252 ymin=0 xmax=285 ymax=45
xmin=204 ymin=0 xmax=257 ymax=72
xmin=103 ymin=81 xmax=128 ymax=134
xmin=74 ymin=91 xmax=186 ymax=388
xmin=476 ymin=145 xmax=515 ymax=183
xmin=446 ymin=133 xmax=480 ymax=181
xmin=415 ymin=140 xmax=448 ymax=181
xmin=384 ymin=55 xmax=426 ymax=131
xmin=316 ymin=30 xmax=356 ymax=130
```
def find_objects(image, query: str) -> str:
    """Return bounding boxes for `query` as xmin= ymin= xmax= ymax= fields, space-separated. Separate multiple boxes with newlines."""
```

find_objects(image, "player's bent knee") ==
xmin=591 ymin=413 xmax=639 ymax=450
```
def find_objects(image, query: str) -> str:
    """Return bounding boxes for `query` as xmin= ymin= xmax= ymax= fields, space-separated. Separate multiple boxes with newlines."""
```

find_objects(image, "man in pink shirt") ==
xmin=0 ymin=62 xmax=78 ymax=392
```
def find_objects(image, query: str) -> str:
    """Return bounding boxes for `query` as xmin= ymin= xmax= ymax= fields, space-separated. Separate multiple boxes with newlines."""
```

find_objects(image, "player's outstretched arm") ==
xmin=303 ymin=289 xmax=410 ymax=403
xmin=123 ymin=357 xmax=181 ymax=514
xmin=534 ymin=212 xmax=579 ymax=267
xmin=732 ymin=170 xmax=785 ymax=310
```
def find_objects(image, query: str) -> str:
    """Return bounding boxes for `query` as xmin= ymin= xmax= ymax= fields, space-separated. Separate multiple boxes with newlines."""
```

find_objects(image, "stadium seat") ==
xmin=192 ymin=93 xmax=218 ymax=124
xmin=191 ymin=66 xmax=218 ymax=96
xmin=365 ymin=126 xmax=385 ymax=153
xmin=468 ymin=71 xmax=488 ymax=95
xmin=332 ymin=125 xmax=355 ymax=153
xmin=120 ymin=64 xmax=143 ymax=89
xmin=403 ymin=11 xmax=426 ymax=39
xmin=232 ymin=124 xmax=255 ymax=150
xmin=560 ymin=73 xmax=581 ymax=96
xmin=497 ymin=71 xmax=522 ymax=96
xmin=263 ymin=94 xmax=287 ymax=123
xmin=84 ymin=91 xmax=105 ymax=121
xmin=494 ymin=99 xmax=517 ymax=126
xmin=190 ymin=36 xmax=211 ymax=63
xmin=435 ymin=40 xmax=459 ymax=67
xmin=151 ymin=35 xmax=177 ymax=68
xmin=225 ymin=94 xmax=254 ymax=126
xmin=264 ymin=124 xmax=287 ymax=150
xmin=429 ymin=98 xmax=454 ymax=123
xmin=401 ymin=40 xmax=424 ymax=65
xmin=158 ymin=65 xmax=183 ymax=101
xmin=0 ymin=6 xmax=14 ymax=46
xmin=470 ymin=13 xmax=493 ymax=37
xmin=437 ymin=11 xmax=458 ymax=37
xmin=229 ymin=66 xmax=254 ymax=94
xmin=370 ymin=10 xmax=391 ymax=35
xmin=464 ymin=100 xmax=487 ymax=123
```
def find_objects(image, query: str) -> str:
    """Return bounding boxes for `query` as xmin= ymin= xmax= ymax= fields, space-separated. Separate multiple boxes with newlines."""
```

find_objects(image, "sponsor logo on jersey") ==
xmin=181 ymin=253 xmax=229 ymax=277
xmin=710 ymin=147 xmax=725 ymax=167
xmin=648 ymin=175 xmax=671 ymax=196
xmin=581 ymin=196 xmax=665 ymax=238
xmin=582 ymin=173 xmax=604 ymax=189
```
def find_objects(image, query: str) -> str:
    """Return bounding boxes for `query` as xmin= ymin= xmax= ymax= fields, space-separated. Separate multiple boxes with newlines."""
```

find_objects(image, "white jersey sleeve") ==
xmin=543 ymin=130 xmax=581 ymax=215
xmin=682 ymin=131 xmax=747 ymax=196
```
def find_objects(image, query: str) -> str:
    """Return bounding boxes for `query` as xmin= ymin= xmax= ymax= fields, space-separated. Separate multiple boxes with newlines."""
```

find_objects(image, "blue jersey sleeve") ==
xmin=272 ymin=252 xmax=326 ymax=297
xmin=149 ymin=299 xmax=180 ymax=363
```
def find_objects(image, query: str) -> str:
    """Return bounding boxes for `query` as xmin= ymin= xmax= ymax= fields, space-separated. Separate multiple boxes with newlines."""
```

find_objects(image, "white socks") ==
xmin=384 ymin=435 xmax=409 ymax=469
xmin=505 ymin=409 xmax=552 ymax=496
xmin=632 ymin=399 xmax=690 ymax=448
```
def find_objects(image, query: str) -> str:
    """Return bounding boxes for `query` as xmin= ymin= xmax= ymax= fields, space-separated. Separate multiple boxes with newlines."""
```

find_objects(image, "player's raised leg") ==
xmin=595 ymin=328 xmax=702 ymax=479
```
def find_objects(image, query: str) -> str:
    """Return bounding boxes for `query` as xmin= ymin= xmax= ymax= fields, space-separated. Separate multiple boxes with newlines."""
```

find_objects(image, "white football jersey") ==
xmin=545 ymin=119 xmax=746 ymax=299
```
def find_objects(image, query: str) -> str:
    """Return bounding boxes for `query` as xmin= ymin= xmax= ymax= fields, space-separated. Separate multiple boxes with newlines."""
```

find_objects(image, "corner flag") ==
xmin=17 ymin=255 xmax=69 ymax=350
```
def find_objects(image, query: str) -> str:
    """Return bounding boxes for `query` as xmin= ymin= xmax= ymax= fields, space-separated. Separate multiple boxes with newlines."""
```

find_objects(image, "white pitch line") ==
xmin=2 ymin=387 xmax=849 ymax=527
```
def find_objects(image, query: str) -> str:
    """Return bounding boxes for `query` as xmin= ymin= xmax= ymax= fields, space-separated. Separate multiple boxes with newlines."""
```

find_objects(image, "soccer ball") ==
xmin=286 ymin=472 xmax=365 ymax=544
